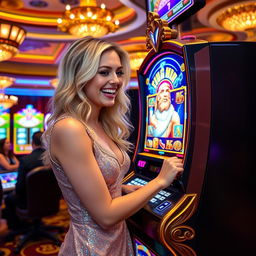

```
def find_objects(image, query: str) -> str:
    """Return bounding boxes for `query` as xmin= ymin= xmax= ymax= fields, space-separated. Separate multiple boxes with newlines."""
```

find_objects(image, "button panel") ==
xmin=126 ymin=177 xmax=174 ymax=215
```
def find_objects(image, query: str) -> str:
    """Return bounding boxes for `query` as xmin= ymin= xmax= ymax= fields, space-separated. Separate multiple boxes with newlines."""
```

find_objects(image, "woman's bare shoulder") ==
xmin=51 ymin=117 xmax=92 ymax=160
xmin=53 ymin=117 xmax=86 ymax=136
xmin=52 ymin=117 xmax=87 ymax=140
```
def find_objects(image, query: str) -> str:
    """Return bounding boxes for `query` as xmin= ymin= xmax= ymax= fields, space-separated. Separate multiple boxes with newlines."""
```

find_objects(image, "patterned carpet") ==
xmin=0 ymin=199 xmax=70 ymax=256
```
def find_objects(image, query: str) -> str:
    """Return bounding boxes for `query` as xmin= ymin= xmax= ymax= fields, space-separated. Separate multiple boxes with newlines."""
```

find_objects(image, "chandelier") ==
xmin=57 ymin=0 xmax=119 ymax=37
xmin=0 ymin=76 xmax=18 ymax=110
xmin=217 ymin=2 xmax=256 ymax=32
xmin=0 ymin=76 xmax=15 ymax=89
xmin=0 ymin=94 xmax=18 ymax=110
xmin=0 ymin=21 xmax=26 ymax=62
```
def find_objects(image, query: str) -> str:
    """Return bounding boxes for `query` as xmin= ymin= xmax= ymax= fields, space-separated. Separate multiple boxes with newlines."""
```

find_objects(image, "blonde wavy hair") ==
xmin=42 ymin=36 xmax=133 ymax=165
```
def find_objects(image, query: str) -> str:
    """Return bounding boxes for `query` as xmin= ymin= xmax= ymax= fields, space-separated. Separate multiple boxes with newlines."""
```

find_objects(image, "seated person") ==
xmin=2 ymin=131 xmax=45 ymax=230
xmin=0 ymin=138 xmax=19 ymax=172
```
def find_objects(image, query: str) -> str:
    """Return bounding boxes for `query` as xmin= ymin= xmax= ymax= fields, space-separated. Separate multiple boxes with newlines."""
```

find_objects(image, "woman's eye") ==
xmin=98 ymin=70 xmax=109 ymax=76
xmin=116 ymin=71 xmax=124 ymax=77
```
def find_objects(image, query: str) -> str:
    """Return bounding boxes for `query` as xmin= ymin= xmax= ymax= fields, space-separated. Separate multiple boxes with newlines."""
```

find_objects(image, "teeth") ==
xmin=101 ymin=89 xmax=116 ymax=94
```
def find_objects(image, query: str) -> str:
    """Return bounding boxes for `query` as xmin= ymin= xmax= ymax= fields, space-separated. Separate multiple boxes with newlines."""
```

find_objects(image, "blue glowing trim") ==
xmin=15 ymin=79 xmax=50 ymax=86
xmin=4 ymin=80 xmax=138 ymax=97
xmin=15 ymin=79 xmax=138 ymax=88
xmin=5 ymin=88 xmax=54 ymax=97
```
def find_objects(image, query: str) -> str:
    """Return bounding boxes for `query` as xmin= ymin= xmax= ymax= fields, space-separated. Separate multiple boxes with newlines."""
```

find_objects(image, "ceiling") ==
xmin=0 ymin=0 xmax=253 ymax=96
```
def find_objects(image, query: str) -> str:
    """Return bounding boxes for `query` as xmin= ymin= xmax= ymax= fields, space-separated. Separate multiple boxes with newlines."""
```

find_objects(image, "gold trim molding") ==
xmin=146 ymin=12 xmax=178 ymax=52
xmin=159 ymin=194 xmax=198 ymax=256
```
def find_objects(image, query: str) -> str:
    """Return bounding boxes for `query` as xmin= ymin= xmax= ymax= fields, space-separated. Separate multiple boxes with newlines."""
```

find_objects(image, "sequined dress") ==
xmin=48 ymin=117 xmax=134 ymax=256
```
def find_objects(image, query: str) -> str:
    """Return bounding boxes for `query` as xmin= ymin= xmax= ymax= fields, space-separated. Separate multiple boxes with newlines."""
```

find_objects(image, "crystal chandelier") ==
xmin=0 ymin=76 xmax=18 ymax=110
xmin=217 ymin=2 xmax=256 ymax=32
xmin=57 ymin=0 xmax=119 ymax=37
xmin=0 ymin=21 xmax=26 ymax=62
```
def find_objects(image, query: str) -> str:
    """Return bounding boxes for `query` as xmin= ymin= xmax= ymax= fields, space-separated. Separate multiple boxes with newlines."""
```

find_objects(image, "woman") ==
xmin=0 ymin=138 xmax=19 ymax=172
xmin=42 ymin=36 xmax=183 ymax=255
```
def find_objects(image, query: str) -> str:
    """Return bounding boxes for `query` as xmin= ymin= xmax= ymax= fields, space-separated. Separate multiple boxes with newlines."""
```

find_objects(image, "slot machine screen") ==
xmin=146 ymin=0 xmax=205 ymax=25
xmin=0 ymin=113 xmax=10 ymax=140
xmin=0 ymin=171 xmax=18 ymax=192
xmin=13 ymin=105 xmax=44 ymax=154
xmin=140 ymin=52 xmax=187 ymax=159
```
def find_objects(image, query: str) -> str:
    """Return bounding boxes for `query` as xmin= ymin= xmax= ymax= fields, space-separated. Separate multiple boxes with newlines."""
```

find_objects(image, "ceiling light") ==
xmin=0 ymin=76 xmax=18 ymax=110
xmin=0 ymin=76 xmax=16 ymax=89
xmin=57 ymin=0 xmax=119 ymax=37
xmin=0 ymin=21 xmax=26 ymax=62
xmin=217 ymin=2 xmax=256 ymax=32
xmin=0 ymin=94 xmax=18 ymax=110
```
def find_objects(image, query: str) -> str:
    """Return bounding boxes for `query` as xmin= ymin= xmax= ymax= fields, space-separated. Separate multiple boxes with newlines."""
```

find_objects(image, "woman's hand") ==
xmin=155 ymin=157 xmax=184 ymax=189
xmin=122 ymin=184 xmax=142 ymax=194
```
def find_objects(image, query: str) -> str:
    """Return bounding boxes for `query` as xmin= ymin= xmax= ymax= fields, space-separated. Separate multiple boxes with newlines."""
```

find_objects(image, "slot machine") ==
xmin=13 ymin=104 xmax=44 ymax=155
xmin=124 ymin=1 xmax=256 ymax=256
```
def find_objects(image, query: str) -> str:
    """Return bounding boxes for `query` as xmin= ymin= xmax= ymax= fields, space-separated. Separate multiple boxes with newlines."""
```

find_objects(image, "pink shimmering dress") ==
xmin=48 ymin=117 xmax=134 ymax=256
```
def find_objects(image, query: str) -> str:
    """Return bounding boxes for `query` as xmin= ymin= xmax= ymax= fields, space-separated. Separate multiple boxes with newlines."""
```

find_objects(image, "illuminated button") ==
xmin=155 ymin=201 xmax=172 ymax=212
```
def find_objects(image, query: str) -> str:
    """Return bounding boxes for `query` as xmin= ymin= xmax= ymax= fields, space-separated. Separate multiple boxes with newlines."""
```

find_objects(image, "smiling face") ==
xmin=83 ymin=49 xmax=124 ymax=111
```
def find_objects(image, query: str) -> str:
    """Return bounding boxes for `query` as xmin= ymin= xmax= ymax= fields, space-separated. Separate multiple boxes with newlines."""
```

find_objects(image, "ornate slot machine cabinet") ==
xmin=124 ymin=1 xmax=256 ymax=256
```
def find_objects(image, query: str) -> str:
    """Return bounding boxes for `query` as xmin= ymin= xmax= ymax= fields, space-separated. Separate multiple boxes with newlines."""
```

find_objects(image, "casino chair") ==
xmin=13 ymin=166 xmax=64 ymax=254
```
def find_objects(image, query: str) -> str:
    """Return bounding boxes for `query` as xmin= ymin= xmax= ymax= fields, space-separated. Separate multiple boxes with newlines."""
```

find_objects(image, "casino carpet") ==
xmin=0 ymin=199 xmax=70 ymax=256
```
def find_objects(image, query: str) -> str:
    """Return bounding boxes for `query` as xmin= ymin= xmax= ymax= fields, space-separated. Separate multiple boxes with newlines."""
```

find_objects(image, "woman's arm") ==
xmin=122 ymin=184 xmax=142 ymax=194
xmin=0 ymin=154 xmax=19 ymax=171
xmin=12 ymin=155 xmax=20 ymax=169
xmin=51 ymin=118 xmax=183 ymax=229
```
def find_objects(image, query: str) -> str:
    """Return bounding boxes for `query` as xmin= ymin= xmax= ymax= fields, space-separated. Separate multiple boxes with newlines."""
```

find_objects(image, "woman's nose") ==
xmin=109 ymin=73 xmax=119 ymax=84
